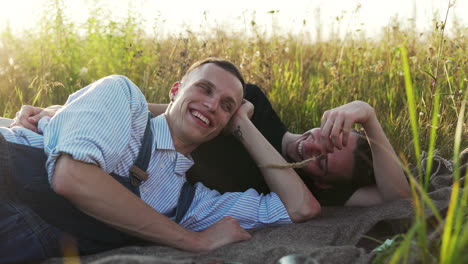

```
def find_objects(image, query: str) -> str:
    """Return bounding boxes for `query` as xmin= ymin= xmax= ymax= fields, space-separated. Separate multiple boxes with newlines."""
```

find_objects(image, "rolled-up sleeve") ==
xmin=43 ymin=75 xmax=148 ymax=183
xmin=179 ymin=182 xmax=292 ymax=231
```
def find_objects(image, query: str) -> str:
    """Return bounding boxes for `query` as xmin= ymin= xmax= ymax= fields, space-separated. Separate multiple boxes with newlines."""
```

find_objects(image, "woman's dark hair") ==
xmin=296 ymin=129 xmax=375 ymax=205
xmin=350 ymin=129 xmax=375 ymax=188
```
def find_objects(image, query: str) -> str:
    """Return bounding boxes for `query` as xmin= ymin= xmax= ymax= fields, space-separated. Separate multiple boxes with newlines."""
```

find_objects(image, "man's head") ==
xmin=284 ymin=128 xmax=374 ymax=189
xmin=182 ymin=58 xmax=246 ymax=89
xmin=165 ymin=58 xmax=245 ymax=154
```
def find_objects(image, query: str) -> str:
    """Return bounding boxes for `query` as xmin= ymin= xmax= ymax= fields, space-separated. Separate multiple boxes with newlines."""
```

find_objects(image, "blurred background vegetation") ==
xmin=0 ymin=1 xmax=466 ymax=160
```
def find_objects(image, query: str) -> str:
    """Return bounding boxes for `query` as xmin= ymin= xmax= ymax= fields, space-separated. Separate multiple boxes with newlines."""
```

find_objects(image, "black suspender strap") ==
xmin=129 ymin=112 xmax=153 ymax=187
xmin=3 ymin=111 xmax=195 ymax=252
xmin=126 ymin=111 xmax=196 ymax=224
xmin=175 ymin=182 xmax=196 ymax=223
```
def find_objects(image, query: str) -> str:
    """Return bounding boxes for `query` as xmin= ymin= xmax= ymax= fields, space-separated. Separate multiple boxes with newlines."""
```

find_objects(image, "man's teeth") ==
xmin=192 ymin=110 xmax=210 ymax=125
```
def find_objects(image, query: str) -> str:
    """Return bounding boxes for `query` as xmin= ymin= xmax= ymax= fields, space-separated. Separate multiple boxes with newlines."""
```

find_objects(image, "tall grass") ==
xmin=0 ymin=0 xmax=466 ymax=263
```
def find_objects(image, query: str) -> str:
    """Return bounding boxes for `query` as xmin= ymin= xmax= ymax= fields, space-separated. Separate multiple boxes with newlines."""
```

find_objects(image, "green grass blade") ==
xmin=441 ymin=88 xmax=468 ymax=263
xmin=399 ymin=45 xmax=422 ymax=179
xmin=389 ymin=223 xmax=419 ymax=264
xmin=424 ymin=82 xmax=441 ymax=190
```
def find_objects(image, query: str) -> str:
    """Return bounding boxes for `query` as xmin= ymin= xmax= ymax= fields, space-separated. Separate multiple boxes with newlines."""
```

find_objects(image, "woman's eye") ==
xmin=318 ymin=155 xmax=328 ymax=174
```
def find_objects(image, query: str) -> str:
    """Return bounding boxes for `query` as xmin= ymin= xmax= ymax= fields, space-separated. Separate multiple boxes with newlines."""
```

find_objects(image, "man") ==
xmin=0 ymin=58 xmax=319 ymax=263
xmin=11 ymin=85 xmax=411 ymax=207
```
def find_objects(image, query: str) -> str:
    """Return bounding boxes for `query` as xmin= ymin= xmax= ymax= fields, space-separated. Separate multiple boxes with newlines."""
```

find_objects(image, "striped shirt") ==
xmin=0 ymin=75 xmax=292 ymax=231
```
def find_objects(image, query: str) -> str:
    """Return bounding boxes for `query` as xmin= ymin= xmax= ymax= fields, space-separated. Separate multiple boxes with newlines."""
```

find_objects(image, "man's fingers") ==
xmin=29 ymin=111 xmax=50 ymax=123
xmin=241 ymin=230 xmax=252 ymax=241
xmin=12 ymin=122 xmax=37 ymax=132
xmin=20 ymin=105 xmax=38 ymax=116
xmin=224 ymin=216 xmax=251 ymax=240
xmin=23 ymin=122 xmax=38 ymax=132
xmin=11 ymin=105 xmax=52 ymax=132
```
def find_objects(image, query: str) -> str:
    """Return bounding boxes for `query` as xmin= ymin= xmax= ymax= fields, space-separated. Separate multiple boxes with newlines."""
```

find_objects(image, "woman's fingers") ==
xmin=330 ymin=114 xmax=345 ymax=150
xmin=320 ymin=112 xmax=335 ymax=153
xmin=342 ymin=118 xmax=354 ymax=147
xmin=321 ymin=111 xmax=351 ymax=152
xmin=319 ymin=101 xmax=375 ymax=151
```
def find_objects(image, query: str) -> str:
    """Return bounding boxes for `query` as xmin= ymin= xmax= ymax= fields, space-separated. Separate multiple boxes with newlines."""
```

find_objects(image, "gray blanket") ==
xmin=44 ymin=153 xmax=462 ymax=264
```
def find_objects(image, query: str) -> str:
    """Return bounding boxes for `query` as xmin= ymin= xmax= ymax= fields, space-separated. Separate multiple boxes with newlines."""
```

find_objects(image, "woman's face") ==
xmin=285 ymin=128 xmax=358 ymax=186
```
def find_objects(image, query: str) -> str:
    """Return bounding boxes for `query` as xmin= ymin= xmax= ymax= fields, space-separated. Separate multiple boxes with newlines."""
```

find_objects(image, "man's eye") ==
xmin=199 ymin=85 xmax=211 ymax=93
xmin=222 ymin=103 xmax=232 ymax=112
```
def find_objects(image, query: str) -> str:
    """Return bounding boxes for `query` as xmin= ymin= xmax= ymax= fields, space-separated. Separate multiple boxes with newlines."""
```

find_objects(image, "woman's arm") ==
xmin=318 ymin=101 xmax=411 ymax=206
xmin=227 ymin=101 xmax=321 ymax=222
xmin=147 ymin=103 xmax=168 ymax=116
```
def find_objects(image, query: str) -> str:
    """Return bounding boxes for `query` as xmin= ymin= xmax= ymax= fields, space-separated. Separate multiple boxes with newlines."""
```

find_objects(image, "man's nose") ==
xmin=203 ymin=97 xmax=220 ymax=112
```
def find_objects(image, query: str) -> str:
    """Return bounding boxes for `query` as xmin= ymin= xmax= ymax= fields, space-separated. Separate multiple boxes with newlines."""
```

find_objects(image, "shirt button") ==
xmin=141 ymin=186 xmax=148 ymax=193
xmin=159 ymin=162 xmax=165 ymax=169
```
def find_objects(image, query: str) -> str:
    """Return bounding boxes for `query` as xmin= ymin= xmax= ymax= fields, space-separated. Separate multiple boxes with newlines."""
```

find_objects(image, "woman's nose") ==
xmin=301 ymin=140 xmax=322 ymax=159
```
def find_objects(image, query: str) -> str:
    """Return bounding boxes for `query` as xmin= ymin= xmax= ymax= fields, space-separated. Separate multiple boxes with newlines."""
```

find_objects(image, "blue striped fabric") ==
xmin=0 ymin=126 xmax=45 ymax=148
xmin=0 ymin=75 xmax=292 ymax=231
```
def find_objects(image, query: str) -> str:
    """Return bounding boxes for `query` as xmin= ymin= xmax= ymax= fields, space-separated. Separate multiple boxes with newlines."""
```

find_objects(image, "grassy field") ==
xmin=0 ymin=1 xmax=466 ymax=263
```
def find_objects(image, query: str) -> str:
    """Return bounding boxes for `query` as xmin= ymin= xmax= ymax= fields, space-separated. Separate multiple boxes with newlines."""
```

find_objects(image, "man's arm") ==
xmin=37 ymin=75 xmax=250 ymax=251
xmin=11 ymin=103 xmax=168 ymax=131
xmin=53 ymin=154 xmax=251 ymax=251
xmin=318 ymin=101 xmax=411 ymax=206
xmin=228 ymin=102 xmax=321 ymax=222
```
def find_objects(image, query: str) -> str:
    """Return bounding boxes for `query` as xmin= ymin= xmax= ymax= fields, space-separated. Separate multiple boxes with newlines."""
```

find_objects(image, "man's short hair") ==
xmin=350 ymin=129 xmax=375 ymax=188
xmin=183 ymin=57 xmax=246 ymax=90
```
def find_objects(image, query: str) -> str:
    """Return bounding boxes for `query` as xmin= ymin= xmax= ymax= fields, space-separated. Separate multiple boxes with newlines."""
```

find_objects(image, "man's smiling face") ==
xmin=166 ymin=63 xmax=244 ymax=152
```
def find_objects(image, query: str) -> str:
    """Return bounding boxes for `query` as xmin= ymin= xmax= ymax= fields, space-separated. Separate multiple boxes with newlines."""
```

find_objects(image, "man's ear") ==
xmin=169 ymin=82 xmax=180 ymax=101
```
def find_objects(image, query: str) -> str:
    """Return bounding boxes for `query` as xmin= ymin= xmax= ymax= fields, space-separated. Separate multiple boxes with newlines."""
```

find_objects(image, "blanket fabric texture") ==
xmin=42 ymin=152 xmax=463 ymax=264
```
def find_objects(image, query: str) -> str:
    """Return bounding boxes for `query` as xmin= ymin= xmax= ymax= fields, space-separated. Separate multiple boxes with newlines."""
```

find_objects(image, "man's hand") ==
xmin=319 ymin=100 xmax=375 ymax=153
xmin=10 ymin=105 xmax=60 ymax=132
xmin=53 ymin=155 xmax=251 ymax=252
xmin=198 ymin=216 xmax=252 ymax=251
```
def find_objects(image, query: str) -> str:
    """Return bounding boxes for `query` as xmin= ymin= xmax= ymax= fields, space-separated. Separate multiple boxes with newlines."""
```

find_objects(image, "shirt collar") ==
xmin=152 ymin=114 xmax=194 ymax=176
xmin=152 ymin=114 xmax=176 ymax=150
xmin=174 ymin=152 xmax=194 ymax=176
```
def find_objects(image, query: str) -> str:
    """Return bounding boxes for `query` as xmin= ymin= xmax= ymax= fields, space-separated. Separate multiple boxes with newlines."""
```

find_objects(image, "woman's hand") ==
xmin=319 ymin=100 xmax=375 ymax=153
xmin=225 ymin=99 xmax=254 ymax=135
xmin=10 ymin=105 xmax=60 ymax=132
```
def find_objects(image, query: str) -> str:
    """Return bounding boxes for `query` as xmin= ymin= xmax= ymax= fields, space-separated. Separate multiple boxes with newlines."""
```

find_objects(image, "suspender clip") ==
xmin=129 ymin=165 xmax=148 ymax=187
